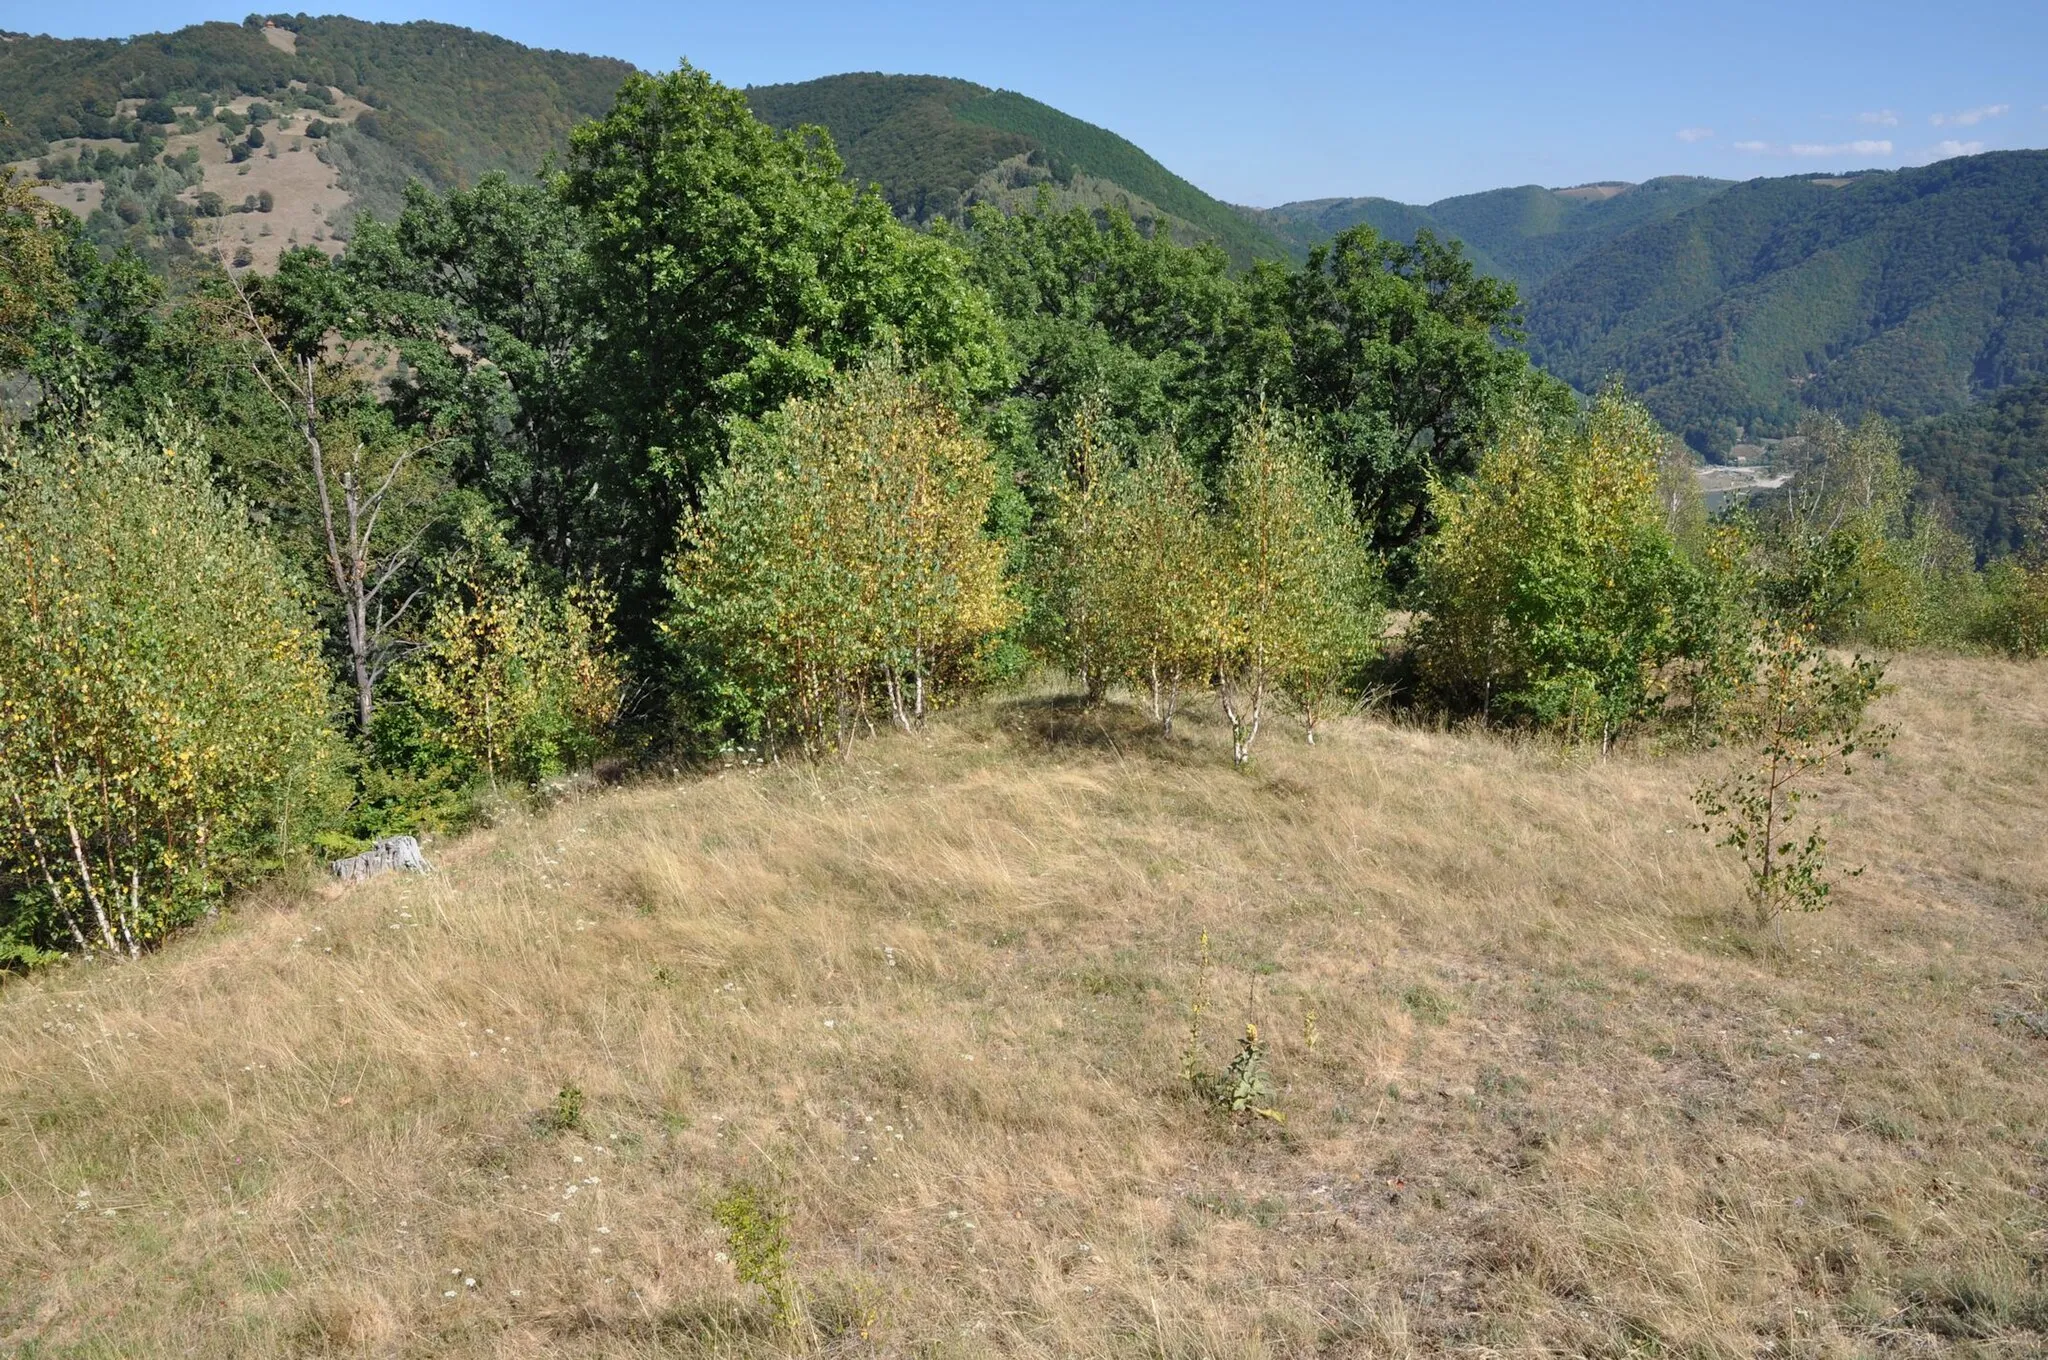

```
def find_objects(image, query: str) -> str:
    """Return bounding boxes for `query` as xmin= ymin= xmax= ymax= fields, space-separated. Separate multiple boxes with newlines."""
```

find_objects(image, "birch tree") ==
xmin=1215 ymin=410 xmax=1378 ymax=766
xmin=0 ymin=424 xmax=343 ymax=957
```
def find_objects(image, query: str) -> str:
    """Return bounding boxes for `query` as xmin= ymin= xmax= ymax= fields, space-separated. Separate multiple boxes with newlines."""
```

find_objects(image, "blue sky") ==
xmin=19 ymin=1 xmax=2048 ymax=205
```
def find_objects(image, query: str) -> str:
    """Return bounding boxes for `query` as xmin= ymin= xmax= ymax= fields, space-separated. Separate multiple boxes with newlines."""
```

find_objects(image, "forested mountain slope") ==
xmin=1523 ymin=150 xmax=2048 ymax=455
xmin=0 ymin=15 xmax=634 ymax=259
xmin=744 ymin=72 xmax=1296 ymax=266
xmin=1258 ymin=176 xmax=1733 ymax=289
xmin=1903 ymin=373 xmax=2048 ymax=559
xmin=0 ymin=15 xmax=632 ymax=185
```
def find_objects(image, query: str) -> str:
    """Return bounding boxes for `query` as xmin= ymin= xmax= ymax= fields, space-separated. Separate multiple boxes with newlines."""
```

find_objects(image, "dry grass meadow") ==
xmin=2 ymin=656 xmax=2045 ymax=1358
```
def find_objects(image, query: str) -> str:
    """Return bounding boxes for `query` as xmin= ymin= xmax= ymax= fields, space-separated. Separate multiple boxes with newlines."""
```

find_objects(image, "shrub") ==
xmin=1694 ymin=622 xmax=1892 ymax=930
xmin=713 ymin=1181 xmax=800 ymax=1333
xmin=1031 ymin=403 xmax=1124 ymax=702
xmin=256 ymin=190 xmax=274 ymax=214
xmin=669 ymin=361 xmax=1016 ymax=757
xmin=1972 ymin=559 xmax=2048 ymax=657
xmin=0 ymin=424 xmax=346 ymax=958
xmin=397 ymin=559 xmax=622 ymax=792
xmin=1214 ymin=408 xmax=1382 ymax=766
xmin=1034 ymin=410 xmax=1225 ymax=730
xmin=1103 ymin=440 xmax=1225 ymax=735
xmin=1414 ymin=390 xmax=1725 ymax=744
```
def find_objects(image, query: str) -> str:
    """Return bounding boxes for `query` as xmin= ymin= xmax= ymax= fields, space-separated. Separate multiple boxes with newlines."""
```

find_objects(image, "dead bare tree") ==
xmin=225 ymin=275 xmax=442 ymax=733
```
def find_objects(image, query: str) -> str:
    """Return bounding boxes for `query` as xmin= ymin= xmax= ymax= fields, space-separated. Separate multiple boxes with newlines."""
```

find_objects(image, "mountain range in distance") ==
xmin=4 ymin=18 xmax=2044 ymax=490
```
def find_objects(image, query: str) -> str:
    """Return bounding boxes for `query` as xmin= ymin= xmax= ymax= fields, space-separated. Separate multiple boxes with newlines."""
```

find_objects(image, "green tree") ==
xmin=962 ymin=199 xmax=1244 ymax=478
xmin=211 ymin=252 xmax=458 ymax=736
xmin=397 ymin=535 xmax=623 ymax=791
xmin=1213 ymin=409 xmax=1377 ymax=766
xmin=1030 ymin=401 xmax=1125 ymax=701
xmin=0 ymin=422 xmax=345 ymax=958
xmin=0 ymin=171 xmax=74 ymax=369
xmin=1237 ymin=225 xmax=1569 ymax=572
xmin=668 ymin=362 xmax=1016 ymax=757
xmin=563 ymin=64 xmax=1006 ymax=641
xmin=344 ymin=177 xmax=600 ymax=579
xmin=1103 ymin=440 xmax=1225 ymax=735
xmin=1695 ymin=623 xmax=1892 ymax=930
xmin=1413 ymin=391 xmax=1725 ymax=743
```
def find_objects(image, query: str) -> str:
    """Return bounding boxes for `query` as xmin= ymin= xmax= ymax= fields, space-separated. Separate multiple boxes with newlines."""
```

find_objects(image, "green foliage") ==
xmin=1213 ymin=409 xmax=1380 ymax=766
xmin=668 ymin=362 xmax=1017 ymax=757
xmin=1527 ymin=152 xmax=2048 ymax=460
xmin=745 ymin=73 xmax=1294 ymax=265
xmin=0 ymin=422 xmax=346 ymax=958
xmin=1097 ymin=437 xmax=1225 ymax=734
xmin=542 ymin=1084 xmax=584 ymax=1134
xmin=396 ymin=529 xmax=622 ymax=791
xmin=712 ymin=1181 xmax=800 ymax=1334
xmin=1694 ymin=623 xmax=1893 ymax=929
xmin=562 ymin=64 xmax=1007 ymax=639
xmin=1259 ymin=176 xmax=1733 ymax=291
xmin=1744 ymin=413 xmax=2000 ymax=651
xmin=0 ymin=173 xmax=74 ymax=368
xmin=962 ymin=199 xmax=1242 ymax=476
xmin=1414 ymin=391 xmax=1725 ymax=741
xmin=1973 ymin=558 xmax=2048 ymax=656
xmin=1902 ymin=374 xmax=2048 ymax=561
xmin=1239 ymin=223 xmax=1572 ymax=570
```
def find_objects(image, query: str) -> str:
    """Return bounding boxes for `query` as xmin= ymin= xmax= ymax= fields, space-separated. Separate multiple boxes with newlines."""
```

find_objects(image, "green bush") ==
xmin=395 ymin=552 xmax=622 ymax=792
xmin=668 ymin=362 xmax=1017 ymax=757
xmin=1213 ymin=409 xmax=1382 ymax=762
xmin=1972 ymin=559 xmax=2048 ymax=656
xmin=0 ymin=423 xmax=347 ymax=958
xmin=1414 ymin=391 xmax=1728 ymax=743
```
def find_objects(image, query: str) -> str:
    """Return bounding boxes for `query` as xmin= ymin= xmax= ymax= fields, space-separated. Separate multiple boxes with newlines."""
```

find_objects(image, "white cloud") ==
xmin=1858 ymin=109 xmax=1899 ymax=126
xmin=1676 ymin=126 xmax=1715 ymax=143
xmin=1929 ymin=139 xmax=1986 ymax=159
xmin=1738 ymin=138 xmax=1893 ymax=157
xmin=1930 ymin=104 xmax=2009 ymax=126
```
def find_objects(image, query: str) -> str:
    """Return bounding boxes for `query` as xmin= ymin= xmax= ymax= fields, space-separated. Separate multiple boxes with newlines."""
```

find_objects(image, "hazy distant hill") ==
xmin=745 ymin=72 xmax=1297 ymax=267
xmin=1524 ymin=150 xmax=2048 ymax=455
xmin=1258 ymin=177 xmax=1734 ymax=290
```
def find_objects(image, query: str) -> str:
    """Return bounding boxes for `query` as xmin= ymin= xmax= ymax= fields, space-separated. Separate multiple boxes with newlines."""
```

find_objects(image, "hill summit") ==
xmin=743 ymin=72 xmax=1295 ymax=266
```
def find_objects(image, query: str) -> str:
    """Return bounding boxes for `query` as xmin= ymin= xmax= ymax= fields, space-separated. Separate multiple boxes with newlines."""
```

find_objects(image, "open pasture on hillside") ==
xmin=1 ymin=657 xmax=2044 ymax=1357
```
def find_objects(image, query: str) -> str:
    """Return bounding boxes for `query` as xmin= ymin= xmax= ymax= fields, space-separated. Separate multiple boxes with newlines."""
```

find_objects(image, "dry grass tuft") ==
xmin=3 ymin=656 xmax=2046 ymax=1356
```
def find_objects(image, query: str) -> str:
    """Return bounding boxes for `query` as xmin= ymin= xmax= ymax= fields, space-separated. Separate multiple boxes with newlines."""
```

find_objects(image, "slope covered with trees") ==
xmin=0 ymin=15 xmax=634 ymax=236
xmin=1902 ymin=373 xmax=2048 ymax=559
xmin=744 ymin=72 xmax=1295 ymax=266
xmin=1259 ymin=176 xmax=1733 ymax=290
xmin=1524 ymin=150 xmax=2048 ymax=456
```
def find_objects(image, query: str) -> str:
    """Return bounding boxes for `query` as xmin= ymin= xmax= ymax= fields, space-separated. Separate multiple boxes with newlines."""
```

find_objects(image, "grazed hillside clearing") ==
xmin=2 ymin=658 xmax=2045 ymax=1357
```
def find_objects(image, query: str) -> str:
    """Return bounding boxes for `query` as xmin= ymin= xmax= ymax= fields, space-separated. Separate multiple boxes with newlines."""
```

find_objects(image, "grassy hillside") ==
xmin=4 ymin=658 xmax=2046 ymax=1355
xmin=745 ymin=73 xmax=1296 ymax=267
xmin=1259 ymin=176 xmax=1733 ymax=289
xmin=1524 ymin=150 xmax=2048 ymax=456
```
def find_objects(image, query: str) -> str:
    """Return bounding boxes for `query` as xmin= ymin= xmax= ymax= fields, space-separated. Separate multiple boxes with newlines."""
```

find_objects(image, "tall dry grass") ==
xmin=2 ymin=656 xmax=2045 ymax=1357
